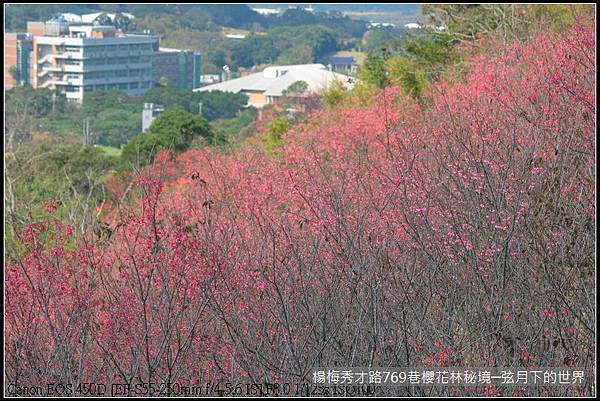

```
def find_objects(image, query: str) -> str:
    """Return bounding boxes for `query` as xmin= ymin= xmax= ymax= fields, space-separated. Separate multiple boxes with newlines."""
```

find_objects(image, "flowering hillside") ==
xmin=6 ymin=24 xmax=595 ymax=396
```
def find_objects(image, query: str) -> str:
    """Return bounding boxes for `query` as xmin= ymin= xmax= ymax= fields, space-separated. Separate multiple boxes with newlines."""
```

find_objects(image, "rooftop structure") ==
xmin=225 ymin=34 xmax=246 ymax=40
xmin=368 ymin=22 xmax=397 ymax=29
xmin=195 ymin=64 xmax=354 ymax=109
xmin=55 ymin=12 xmax=135 ymax=25
xmin=404 ymin=23 xmax=422 ymax=30
xmin=251 ymin=7 xmax=281 ymax=15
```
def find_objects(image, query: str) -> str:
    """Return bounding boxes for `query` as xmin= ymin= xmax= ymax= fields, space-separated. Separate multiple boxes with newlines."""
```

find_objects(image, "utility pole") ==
xmin=198 ymin=102 xmax=203 ymax=116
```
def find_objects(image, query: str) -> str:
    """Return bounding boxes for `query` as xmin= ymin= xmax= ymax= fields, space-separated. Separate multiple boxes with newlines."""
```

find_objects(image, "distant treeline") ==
xmin=5 ymin=4 xmax=368 ymax=37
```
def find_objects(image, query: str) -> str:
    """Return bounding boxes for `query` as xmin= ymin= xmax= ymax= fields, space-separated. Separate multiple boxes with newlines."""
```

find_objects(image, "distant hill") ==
xmin=249 ymin=4 xmax=423 ymax=26
xmin=5 ymin=3 xmax=375 ymax=37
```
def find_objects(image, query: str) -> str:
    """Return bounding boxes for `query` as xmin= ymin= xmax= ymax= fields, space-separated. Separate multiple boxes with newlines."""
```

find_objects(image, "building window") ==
xmin=118 ymin=83 xmax=128 ymax=90
xmin=129 ymin=82 xmax=139 ymax=89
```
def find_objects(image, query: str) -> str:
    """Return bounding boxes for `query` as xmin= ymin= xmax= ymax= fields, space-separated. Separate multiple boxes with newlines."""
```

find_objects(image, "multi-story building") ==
xmin=153 ymin=47 xmax=201 ymax=90
xmin=5 ymin=32 xmax=34 ymax=89
xmin=29 ymin=20 xmax=156 ymax=102
xmin=6 ymin=15 xmax=204 ymax=100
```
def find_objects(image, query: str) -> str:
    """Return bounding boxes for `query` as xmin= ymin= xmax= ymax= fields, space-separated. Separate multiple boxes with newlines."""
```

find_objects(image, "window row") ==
xmin=84 ymin=56 xmax=151 ymax=65
xmin=81 ymin=43 xmax=153 ymax=52
xmin=62 ymin=69 xmax=152 ymax=80
xmin=78 ymin=81 xmax=153 ymax=92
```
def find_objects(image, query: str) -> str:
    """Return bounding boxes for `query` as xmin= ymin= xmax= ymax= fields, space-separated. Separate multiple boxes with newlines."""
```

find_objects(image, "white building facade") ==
xmin=32 ymin=26 xmax=155 ymax=102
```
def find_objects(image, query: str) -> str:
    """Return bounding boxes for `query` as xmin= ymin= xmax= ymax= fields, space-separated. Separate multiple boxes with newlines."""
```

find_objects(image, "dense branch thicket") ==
xmin=5 ymin=24 xmax=595 ymax=396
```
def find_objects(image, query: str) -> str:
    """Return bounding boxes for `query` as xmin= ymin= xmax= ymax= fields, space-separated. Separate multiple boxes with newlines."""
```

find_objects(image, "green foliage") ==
xmin=5 ymin=3 xmax=369 ymax=39
xmin=120 ymin=133 xmax=169 ymax=168
xmin=263 ymin=7 xmax=367 ymax=38
xmin=7 ymin=86 xmax=249 ymax=150
xmin=9 ymin=65 xmax=19 ymax=81
xmin=384 ymin=58 xmax=429 ymax=100
xmin=210 ymin=109 xmax=257 ymax=148
xmin=198 ymin=91 xmax=250 ymax=121
xmin=282 ymin=80 xmax=309 ymax=97
xmin=113 ymin=12 xmax=134 ymax=30
xmin=92 ymin=109 xmax=141 ymax=148
xmin=423 ymin=4 xmax=595 ymax=42
xmin=121 ymin=107 xmax=212 ymax=167
xmin=232 ymin=25 xmax=340 ymax=68
xmin=262 ymin=116 xmax=291 ymax=154
xmin=5 ymin=4 xmax=98 ymax=30
xmin=362 ymin=28 xmax=402 ymax=55
xmin=192 ymin=4 xmax=262 ymax=28
xmin=354 ymin=22 xmax=460 ymax=102
xmin=5 ymin=143 xmax=119 ymax=225
xmin=352 ymin=4 xmax=594 ymax=107
xmin=322 ymin=79 xmax=348 ymax=109
xmin=360 ymin=54 xmax=390 ymax=90
xmin=95 ymin=145 xmax=123 ymax=157
xmin=80 ymin=91 xmax=142 ymax=147
xmin=6 ymin=86 xmax=65 ymax=116
xmin=11 ymin=90 xmax=144 ymax=148
xmin=141 ymin=87 xmax=248 ymax=121
xmin=403 ymin=33 xmax=457 ymax=66
xmin=148 ymin=107 xmax=212 ymax=150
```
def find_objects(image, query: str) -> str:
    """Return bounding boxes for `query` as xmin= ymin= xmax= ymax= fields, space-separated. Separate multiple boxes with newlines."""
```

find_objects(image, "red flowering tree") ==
xmin=5 ymin=23 xmax=595 ymax=396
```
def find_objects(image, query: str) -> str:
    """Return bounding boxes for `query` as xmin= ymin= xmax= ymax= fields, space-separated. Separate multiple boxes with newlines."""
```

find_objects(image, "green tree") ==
xmin=360 ymin=54 xmax=390 ymax=89
xmin=423 ymin=4 xmax=594 ymax=43
xmin=362 ymin=28 xmax=401 ymax=56
xmin=113 ymin=12 xmax=134 ymax=31
xmin=262 ymin=116 xmax=291 ymax=155
xmin=121 ymin=107 xmax=212 ymax=167
xmin=5 ymin=143 xmax=119 ymax=239
xmin=9 ymin=65 xmax=19 ymax=82
xmin=322 ymin=79 xmax=348 ymax=109
xmin=384 ymin=58 xmax=429 ymax=100
xmin=142 ymin=87 xmax=248 ymax=121
xmin=120 ymin=133 xmax=170 ymax=168
xmin=282 ymin=80 xmax=309 ymax=97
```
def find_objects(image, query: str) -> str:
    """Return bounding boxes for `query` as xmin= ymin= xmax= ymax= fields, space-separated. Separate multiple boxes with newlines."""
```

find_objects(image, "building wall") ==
xmin=244 ymin=90 xmax=268 ymax=108
xmin=153 ymin=50 xmax=201 ymax=90
xmin=4 ymin=33 xmax=33 ymax=89
xmin=26 ymin=21 xmax=45 ymax=37
xmin=5 ymin=35 xmax=18 ymax=89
